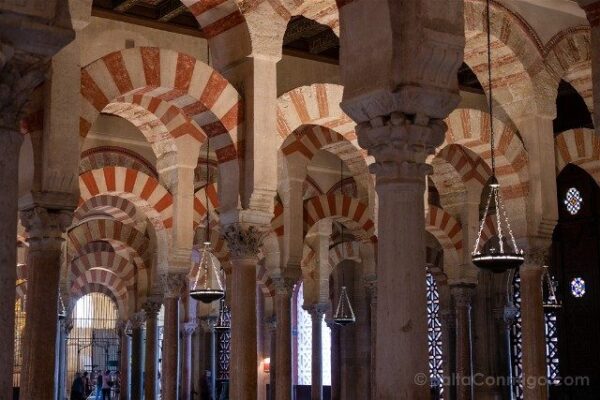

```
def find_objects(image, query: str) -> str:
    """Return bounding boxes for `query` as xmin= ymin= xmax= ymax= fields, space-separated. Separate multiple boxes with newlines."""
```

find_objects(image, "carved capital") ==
xmin=161 ymin=273 xmax=188 ymax=298
xmin=116 ymin=320 xmax=128 ymax=336
xmin=181 ymin=321 xmax=198 ymax=337
xmin=272 ymin=277 xmax=296 ymax=297
xmin=365 ymin=279 xmax=377 ymax=300
xmin=142 ymin=300 xmax=162 ymax=318
xmin=20 ymin=207 xmax=72 ymax=251
xmin=129 ymin=311 xmax=146 ymax=329
xmin=451 ymin=285 xmax=475 ymax=308
xmin=357 ymin=112 xmax=446 ymax=183
xmin=198 ymin=316 xmax=217 ymax=333
xmin=524 ymin=247 xmax=549 ymax=267
xmin=222 ymin=224 xmax=265 ymax=259
xmin=304 ymin=303 xmax=329 ymax=320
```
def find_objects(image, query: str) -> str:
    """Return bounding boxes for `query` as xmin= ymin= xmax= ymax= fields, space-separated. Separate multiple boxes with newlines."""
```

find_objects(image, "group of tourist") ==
xmin=70 ymin=370 xmax=120 ymax=400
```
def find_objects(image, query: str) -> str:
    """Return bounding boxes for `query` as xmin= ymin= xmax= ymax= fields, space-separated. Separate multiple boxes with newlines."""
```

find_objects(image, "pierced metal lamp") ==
xmin=542 ymin=266 xmax=562 ymax=314
xmin=471 ymin=0 xmax=525 ymax=273
xmin=333 ymin=160 xmax=356 ymax=326
xmin=190 ymin=140 xmax=225 ymax=304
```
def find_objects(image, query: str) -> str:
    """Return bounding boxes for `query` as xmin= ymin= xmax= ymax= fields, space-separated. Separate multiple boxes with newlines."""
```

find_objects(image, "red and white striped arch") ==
xmin=555 ymin=128 xmax=600 ymax=183
xmin=328 ymin=241 xmax=360 ymax=272
xmin=464 ymin=0 xmax=547 ymax=116
xmin=304 ymin=194 xmax=375 ymax=240
xmin=80 ymin=47 xmax=242 ymax=161
xmin=79 ymin=166 xmax=174 ymax=230
xmin=426 ymin=206 xmax=463 ymax=266
xmin=74 ymin=194 xmax=138 ymax=226
xmin=442 ymin=108 xmax=528 ymax=201
xmin=71 ymin=251 xmax=136 ymax=289
xmin=180 ymin=0 xmax=245 ymax=38
xmin=544 ymin=27 xmax=593 ymax=113
xmin=435 ymin=144 xmax=492 ymax=187
xmin=80 ymin=146 xmax=158 ymax=178
xmin=71 ymin=269 xmax=129 ymax=317
xmin=68 ymin=219 xmax=149 ymax=262
xmin=193 ymin=183 xmax=220 ymax=227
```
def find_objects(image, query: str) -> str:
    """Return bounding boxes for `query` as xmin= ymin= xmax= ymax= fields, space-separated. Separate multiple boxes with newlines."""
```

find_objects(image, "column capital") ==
xmin=161 ymin=272 xmax=188 ymax=298
xmin=356 ymin=112 xmax=445 ymax=184
xmin=222 ymin=223 xmax=266 ymax=259
xmin=116 ymin=319 xmax=129 ymax=336
xmin=272 ymin=276 xmax=296 ymax=297
xmin=494 ymin=303 xmax=519 ymax=328
xmin=130 ymin=311 xmax=146 ymax=329
xmin=143 ymin=299 xmax=162 ymax=317
xmin=181 ymin=321 xmax=198 ymax=337
xmin=304 ymin=303 xmax=329 ymax=319
xmin=451 ymin=285 xmax=476 ymax=308
xmin=524 ymin=246 xmax=549 ymax=267
xmin=19 ymin=207 xmax=72 ymax=251
xmin=365 ymin=279 xmax=377 ymax=303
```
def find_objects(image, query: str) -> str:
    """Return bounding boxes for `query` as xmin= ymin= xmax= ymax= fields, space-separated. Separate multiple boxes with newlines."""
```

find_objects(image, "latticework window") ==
xmin=426 ymin=272 xmax=444 ymax=396
xmin=564 ymin=187 xmax=583 ymax=215
xmin=511 ymin=272 xmax=560 ymax=398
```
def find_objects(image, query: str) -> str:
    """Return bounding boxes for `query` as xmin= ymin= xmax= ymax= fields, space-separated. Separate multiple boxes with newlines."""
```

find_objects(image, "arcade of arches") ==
xmin=3 ymin=1 xmax=600 ymax=399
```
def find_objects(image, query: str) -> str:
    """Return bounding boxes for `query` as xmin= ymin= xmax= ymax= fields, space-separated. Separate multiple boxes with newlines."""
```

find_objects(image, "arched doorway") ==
xmin=551 ymin=164 xmax=600 ymax=398
xmin=67 ymin=293 xmax=120 ymax=398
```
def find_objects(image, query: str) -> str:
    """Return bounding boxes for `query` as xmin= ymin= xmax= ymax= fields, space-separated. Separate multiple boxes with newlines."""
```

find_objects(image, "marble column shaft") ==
xmin=182 ymin=321 xmax=198 ymax=400
xmin=130 ymin=312 xmax=145 ymax=400
xmin=0 ymin=130 xmax=23 ymax=400
xmin=328 ymin=321 xmax=341 ymax=400
xmin=452 ymin=285 xmax=475 ymax=400
xmin=118 ymin=321 xmax=130 ymax=400
xmin=519 ymin=264 xmax=548 ymax=400
xmin=20 ymin=207 xmax=72 ymax=400
xmin=308 ymin=305 xmax=326 ymax=400
xmin=223 ymin=224 xmax=263 ymax=400
xmin=266 ymin=319 xmax=277 ymax=400
xmin=144 ymin=301 xmax=162 ymax=400
xmin=274 ymin=280 xmax=294 ymax=400
xmin=161 ymin=273 xmax=187 ymax=400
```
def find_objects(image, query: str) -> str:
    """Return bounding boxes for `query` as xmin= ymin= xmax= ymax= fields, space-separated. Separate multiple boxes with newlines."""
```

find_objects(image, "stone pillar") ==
xmin=0 ymin=130 xmax=22 ymax=399
xmin=440 ymin=309 xmax=456 ymax=400
xmin=56 ymin=316 xmax=70 ymax=400
xmin=494 ymin=302 xmax=518 ymax=400
xmin=265 ymin=318 xmax=277 ymax=400
xmin=117 ymin=321 xmax=130 ymax=400
xmin=161 ymin=273 xmax=187 ymax=400
xmin=273 ymin=278 xmax=294 ymax=400
xmin=20 ymin=207 xmax=72 ymax=400
xmin=144 ymin=300 xmax=161 ymax=400
xmin=223 ymin=224 xmax=263 ymax=400
xmin=130 ymin=311 xmax=145 ymax=400
xmin=451 ymin=286 xmax=475 ymax=400
xmin=355 ymin=116 xmax=446 ymax=399
xmin=307 ymin=305 xmax=327 ymax=400
xmin=327 ymin=320 xmax=341 ymax=400
xmin=366 ymin=281 xmax=377 ymax=400
xmin=182 ymin=321 xmax=198 ymax=400
xmin=519 ymin=260 xmax=548 ymax=400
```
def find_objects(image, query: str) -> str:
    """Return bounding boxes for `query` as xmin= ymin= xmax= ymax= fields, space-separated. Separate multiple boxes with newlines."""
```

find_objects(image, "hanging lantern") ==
xmin=471 ymin=0 xmax=525 ymax=273
xmin=333 ymin=285 xmax=356 ymax=326
xmin=542 ymin=266 xmax=562 ymax=314
xmin=58 ymin=289 xmax=66 ymax=320
xmin=190 ymin=241 xmax=225 ymax=303
xmin=214 ymin=299 xmax=231 ymax=331
xmin=332 ymin=160 xmax=357 ymax=326
xmin=190 ymin=139 xmax=225 ymax=304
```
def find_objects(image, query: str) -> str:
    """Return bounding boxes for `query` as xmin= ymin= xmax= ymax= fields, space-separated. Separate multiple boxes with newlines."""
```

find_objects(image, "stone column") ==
xmin=327 ymin=320 xmax=341 ymax=400
xmin=440 ymin=309 xmax=456 ymax=400
xmin=117 ymin=321 xmax=130 ymax=400
xmin=355 ymin=116 xmax=446 ymax=399
xmin=577 ymin=1 xmax=600 ymax=128
xmin=20 ymin=207 xmax=72 ymax=400
xmin=519 ymin=258 xmax=548 ymax=400
xmin=161 ymin=273 xmax=187 ymax=400
xmin=144 ymin=300 xmax=162 ymax=400
xmin=366 ymin=281 xmax=377 ymax=400
xmin=0 ymin=129 xmax=22 ymax=398
xmin=130 ymin=311 xmax=145 ymax=400
xmin=223 ymin=224 xmax=263 ymax=400
xmin=494 ymin=302 xmax=518 ymax=400
xmin=265 ymin=318 xmax=277 ymax=400
xmin=182 ymin=321 xmax=198 ymax=400
xmin=451 ymin=286 xmax=475 ymax=400
xmin=273 ymin=278 xmax=294 ymax=400
xmin=56 ymin=316 xmax=70 ymax=400
xmin=307 ymin=305 xmax=327 ymax=400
